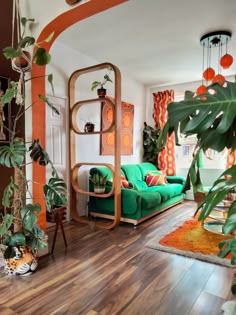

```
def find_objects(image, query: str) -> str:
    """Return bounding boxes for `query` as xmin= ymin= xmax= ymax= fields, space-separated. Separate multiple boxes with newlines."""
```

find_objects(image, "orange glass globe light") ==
xmin=203 ymin=67 xmax=215 ymax=81
xmin=220 ymin=54 xmax=233 ymax=69
xmin=212 ymin=74 xmax=225 ymax=86
xmin=196 ymin=85 xmax=207 ymax=95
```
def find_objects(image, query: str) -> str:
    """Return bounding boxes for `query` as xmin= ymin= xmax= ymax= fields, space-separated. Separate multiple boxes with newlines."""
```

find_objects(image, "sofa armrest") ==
xmin=121 ymin=188 xmax=140 ymax=213
xmin=166 ymin=175 xmax=186 ymax=185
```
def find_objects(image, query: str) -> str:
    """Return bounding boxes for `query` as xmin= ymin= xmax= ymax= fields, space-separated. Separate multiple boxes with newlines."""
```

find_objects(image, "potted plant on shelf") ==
xmin=0 ymin=16 xmax=67 ymax=275
xmin=84 ymin=121 xmax=95 ymax=133
xmin=157 ymin=80 xmax=236 ymax=291
xmin=90 ymin=173 xmax=108 ymax=194
xmin=91 ymin=70 xmax=113 ymax=97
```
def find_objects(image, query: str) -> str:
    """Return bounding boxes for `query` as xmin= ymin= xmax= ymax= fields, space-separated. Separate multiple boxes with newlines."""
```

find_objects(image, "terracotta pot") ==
xmin=4 ymin=246 xmax=38 ymax=276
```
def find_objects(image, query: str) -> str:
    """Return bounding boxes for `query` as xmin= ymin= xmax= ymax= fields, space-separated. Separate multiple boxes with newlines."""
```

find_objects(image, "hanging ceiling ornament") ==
xmin=196 ymin=31 xmax=233 ymax=95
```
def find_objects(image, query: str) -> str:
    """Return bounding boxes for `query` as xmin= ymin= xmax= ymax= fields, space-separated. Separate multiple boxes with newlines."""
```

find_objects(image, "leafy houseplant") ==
xmin=143 ymin=122 xmax=161 ymax=164
xmin=91 ymin=70 xmax=113 ymax=97
xmin=157 ymin=80 xmax=236 ymax=292
xmin=84 ymin=121 xmax=95 ymax=133
xmin=90 ymin=173 xmax=108 ymax=194
xmin=0 ymin=17 xmax=67 ymax=275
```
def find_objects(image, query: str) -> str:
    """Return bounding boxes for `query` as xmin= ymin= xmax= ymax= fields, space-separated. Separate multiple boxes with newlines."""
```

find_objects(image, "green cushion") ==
xmin=138 ymin=191 xmax=162 ymax=210
xmin=130 ymin=180 xmax=148 ymax=191
xmin=121 ymin=164 xmax=142 ymax=182
xmin=149 ymin=183 xmax=183 ymax=202
xmin=137 ymin=162 xmax=158 ymax=180
xmin=89 ymin=188 xmax=140 ymax=215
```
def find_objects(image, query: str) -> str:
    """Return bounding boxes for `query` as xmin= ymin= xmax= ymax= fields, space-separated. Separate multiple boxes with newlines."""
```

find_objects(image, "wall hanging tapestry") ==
xmin=146 ymin=213 xmax=232 ymax=267
xmin=100 ymin=99 xmax=134 ymax=155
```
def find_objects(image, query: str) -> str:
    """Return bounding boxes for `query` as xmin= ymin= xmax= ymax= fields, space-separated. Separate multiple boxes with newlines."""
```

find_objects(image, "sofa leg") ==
xmin=133 ymin=224 xmax=138 ymax=230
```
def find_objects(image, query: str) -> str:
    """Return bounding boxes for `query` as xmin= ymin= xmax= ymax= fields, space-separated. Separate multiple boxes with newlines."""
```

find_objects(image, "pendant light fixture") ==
xmin=196 ymin=31 xmax=233 ymax=95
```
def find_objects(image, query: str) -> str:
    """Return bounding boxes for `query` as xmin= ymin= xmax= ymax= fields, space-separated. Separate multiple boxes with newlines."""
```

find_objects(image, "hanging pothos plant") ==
xmin=157 ymin=80 xmax=236 ymax=292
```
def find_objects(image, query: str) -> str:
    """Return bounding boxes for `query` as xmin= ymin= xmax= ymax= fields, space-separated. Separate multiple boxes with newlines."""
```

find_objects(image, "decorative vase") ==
xmin=94 ymin=186 xmax=105 ymax=194
xmin=4 ymin=246 xmax=38 ymax=276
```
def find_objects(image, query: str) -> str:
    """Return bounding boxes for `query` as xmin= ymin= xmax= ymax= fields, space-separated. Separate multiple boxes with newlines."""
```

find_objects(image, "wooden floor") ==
xmin=0 ymin=201 xmax=235 ymax=315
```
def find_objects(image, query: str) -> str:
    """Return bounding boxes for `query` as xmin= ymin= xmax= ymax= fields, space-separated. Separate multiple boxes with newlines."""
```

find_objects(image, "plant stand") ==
xmin=47 ymin=206 xmax=67 ymax=254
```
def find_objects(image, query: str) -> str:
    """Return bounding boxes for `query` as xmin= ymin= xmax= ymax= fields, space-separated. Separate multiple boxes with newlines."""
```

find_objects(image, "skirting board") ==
xmin=90 ymin=199 xmax=184 ymax=226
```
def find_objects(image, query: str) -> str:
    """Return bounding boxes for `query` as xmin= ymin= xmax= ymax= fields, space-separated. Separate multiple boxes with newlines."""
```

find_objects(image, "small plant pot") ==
xmin=97 ymin=88 xmax=106 ymax=98
xmin=94 ymin=186 xmax=105 ymax=194
xmin=84 ymin=123 xmax=95 ymax=133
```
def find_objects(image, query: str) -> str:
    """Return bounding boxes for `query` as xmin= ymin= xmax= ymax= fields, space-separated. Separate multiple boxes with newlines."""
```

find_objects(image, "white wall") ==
xmin=20 ymin=0 xmax=89 ymax=38
xmin=48 ymin=40 xmax=145 ymax=214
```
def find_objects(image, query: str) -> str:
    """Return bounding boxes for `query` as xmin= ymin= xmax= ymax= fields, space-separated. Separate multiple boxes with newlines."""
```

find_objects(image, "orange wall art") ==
xmin=100 ymin=99 xmax=134 ymax=155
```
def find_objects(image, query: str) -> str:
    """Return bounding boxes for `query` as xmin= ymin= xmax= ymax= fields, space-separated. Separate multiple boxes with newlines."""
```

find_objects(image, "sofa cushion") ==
xmin=130 ymin=180 xmax=148 ymax=191
xmin=150 ymin=183 xmax=183 ymax=202
xmin=137 ymin=162 xmax=158 ymax=180
xmin=145 ymin=170 xmax=166 ymax=186
xmin=121 ymin=164 xmax=142 ymax=182
xmin=138 ymin=191 xmax=162 ymax=210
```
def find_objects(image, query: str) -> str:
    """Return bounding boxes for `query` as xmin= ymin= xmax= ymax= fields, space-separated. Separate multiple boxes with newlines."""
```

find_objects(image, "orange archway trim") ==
xmin=31 ymin=0 xmax=128 ymax=230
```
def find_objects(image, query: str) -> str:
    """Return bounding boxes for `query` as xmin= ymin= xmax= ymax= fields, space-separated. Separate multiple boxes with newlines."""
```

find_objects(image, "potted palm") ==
xmin=90 ymin=173 xmax=108 ymax=194
xmin=0 ymin=17 xmax=67 ymax=275
xmin=157 ymin=80 xmax=236 ymax=291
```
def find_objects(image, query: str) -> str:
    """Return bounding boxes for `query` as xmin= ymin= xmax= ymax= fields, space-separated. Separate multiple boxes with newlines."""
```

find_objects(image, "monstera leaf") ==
xmin=43 ymin=177 xmax=67 ymax=212
xmin=157 ymin=80 xmax=236 ymax=197
xmin=0 ymin=140 xmax=26 ymax=168
xmin=2 ymin=177 xmax=19 ymax=207
xmin=157 ymin=81 xmax=236 ymax=153
xmin=29 ymin=139 xmax=50 ymax=166
xmin=195 ymin=165 xmax=236 ymax=220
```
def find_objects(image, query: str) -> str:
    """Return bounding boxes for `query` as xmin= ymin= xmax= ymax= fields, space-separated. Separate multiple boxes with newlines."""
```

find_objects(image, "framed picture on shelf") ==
xmin=0 ymin=76 xmax=11 ymax=142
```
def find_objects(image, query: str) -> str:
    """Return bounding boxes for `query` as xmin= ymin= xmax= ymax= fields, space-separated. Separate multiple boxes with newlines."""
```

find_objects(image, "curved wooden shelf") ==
xmin=71 ymin=162 xmax=115 ymax=198
xmin=71 ymin=98 xmax=115 ymax=135
xmin=69 ymin=62 xmax=121 ymax=230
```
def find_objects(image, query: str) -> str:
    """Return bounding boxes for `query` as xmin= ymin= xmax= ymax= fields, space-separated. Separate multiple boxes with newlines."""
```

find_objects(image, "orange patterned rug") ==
xmin=146 ymin=215 xmax=233 ymax=267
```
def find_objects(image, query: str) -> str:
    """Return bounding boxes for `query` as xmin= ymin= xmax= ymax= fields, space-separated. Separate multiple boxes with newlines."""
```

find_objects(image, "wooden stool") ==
xmin=46 ymin=206 xmax=67 ymax=254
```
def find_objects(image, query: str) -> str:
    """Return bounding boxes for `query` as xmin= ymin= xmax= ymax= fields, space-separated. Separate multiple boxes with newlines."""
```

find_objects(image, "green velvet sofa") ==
xmin=88 ymin=162 xmax=185 ymax=226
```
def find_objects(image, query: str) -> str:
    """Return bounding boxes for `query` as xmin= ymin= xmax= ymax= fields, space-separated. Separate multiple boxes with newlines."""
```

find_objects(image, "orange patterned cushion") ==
xmin=145 ymin=170 xmax=166 ymax=186
xmin=121 ymin=175 xmax=130 ymax=188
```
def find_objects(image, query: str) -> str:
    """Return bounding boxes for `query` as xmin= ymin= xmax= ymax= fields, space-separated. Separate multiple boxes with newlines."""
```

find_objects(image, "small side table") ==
xmin=46 ymin=206 xmax=67 ymax=254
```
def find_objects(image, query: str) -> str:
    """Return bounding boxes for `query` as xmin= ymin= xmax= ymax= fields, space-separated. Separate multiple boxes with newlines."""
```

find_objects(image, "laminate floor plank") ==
xmin=0 ymin=201 xmax=235 ymax=315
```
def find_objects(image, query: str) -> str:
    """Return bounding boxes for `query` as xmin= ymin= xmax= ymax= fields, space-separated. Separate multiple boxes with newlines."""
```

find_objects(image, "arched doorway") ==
xmin=31 ymin=0 xmax=128 ymax=230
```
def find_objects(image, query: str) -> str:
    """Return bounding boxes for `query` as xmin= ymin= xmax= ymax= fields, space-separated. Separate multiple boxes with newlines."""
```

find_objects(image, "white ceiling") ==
xmin=59 ymin=0 xmax=236 ymax=87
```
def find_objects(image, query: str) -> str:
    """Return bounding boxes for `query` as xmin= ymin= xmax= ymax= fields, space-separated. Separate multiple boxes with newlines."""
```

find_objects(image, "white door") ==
xmin=46 ymin=95 xmax=69 ymax=220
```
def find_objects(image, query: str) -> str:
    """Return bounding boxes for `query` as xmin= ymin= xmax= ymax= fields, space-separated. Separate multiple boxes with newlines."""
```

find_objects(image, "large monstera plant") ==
xmin=0 ymin=17 xmax=67 ymax=260
xmin=157 ymin=80 xmax=236 ymax=292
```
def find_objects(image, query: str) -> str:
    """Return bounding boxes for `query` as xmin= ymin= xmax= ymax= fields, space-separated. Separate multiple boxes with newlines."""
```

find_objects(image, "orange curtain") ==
xmin=153 ymin=90 xmax=176 ymax=175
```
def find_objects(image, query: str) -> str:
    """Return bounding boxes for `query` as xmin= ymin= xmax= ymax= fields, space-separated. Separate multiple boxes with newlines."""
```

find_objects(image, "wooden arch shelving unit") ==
xmin=69 ymin=62 xmax=121 ymax=229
